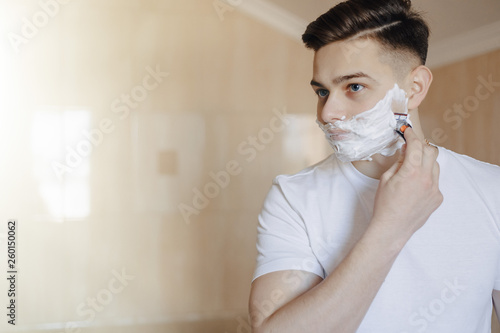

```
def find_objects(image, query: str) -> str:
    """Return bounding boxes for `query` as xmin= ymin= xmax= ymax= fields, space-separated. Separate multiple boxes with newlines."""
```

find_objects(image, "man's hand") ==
xmin=371 ymin=127 xmax=443 ymax=244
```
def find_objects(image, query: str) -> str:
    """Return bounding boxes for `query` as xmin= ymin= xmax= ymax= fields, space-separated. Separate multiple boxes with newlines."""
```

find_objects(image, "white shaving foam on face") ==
xmin=317 ymin=83 xmax=410 ymax=163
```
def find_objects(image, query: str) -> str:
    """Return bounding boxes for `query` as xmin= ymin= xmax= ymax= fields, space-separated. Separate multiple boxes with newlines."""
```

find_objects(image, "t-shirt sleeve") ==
xmin=253 ymin=177 xmax=325 ymax=281
xmin=495 ymin=265 xmax=500 ymax=291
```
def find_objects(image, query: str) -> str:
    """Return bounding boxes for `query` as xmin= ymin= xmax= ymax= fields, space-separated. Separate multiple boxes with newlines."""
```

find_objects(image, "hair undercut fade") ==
xmin=302 ymin=0 xmax=430 ymax=65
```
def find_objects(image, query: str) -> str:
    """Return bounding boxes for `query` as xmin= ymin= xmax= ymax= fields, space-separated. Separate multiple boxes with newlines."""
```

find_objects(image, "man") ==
xmin=249 ymin=0 xmax=500 ymax=332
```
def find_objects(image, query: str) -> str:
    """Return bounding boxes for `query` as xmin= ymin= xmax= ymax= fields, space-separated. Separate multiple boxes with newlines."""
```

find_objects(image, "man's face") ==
xmin=311 ymin=38 xmax=407 ymax=126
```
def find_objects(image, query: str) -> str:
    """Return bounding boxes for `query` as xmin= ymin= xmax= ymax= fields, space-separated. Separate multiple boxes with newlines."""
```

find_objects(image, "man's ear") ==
xmin=407 ymin=65 xmax=433 ymax=110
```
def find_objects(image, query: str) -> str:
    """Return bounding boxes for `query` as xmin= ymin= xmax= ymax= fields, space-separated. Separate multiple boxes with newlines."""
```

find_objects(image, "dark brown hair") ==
xmin=302 ymin=0 xmax=430 ymax=65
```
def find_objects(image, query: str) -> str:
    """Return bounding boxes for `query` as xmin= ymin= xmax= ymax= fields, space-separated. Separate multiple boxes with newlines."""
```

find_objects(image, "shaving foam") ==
xmin=317 ymin=83 xmax=410 ymax=163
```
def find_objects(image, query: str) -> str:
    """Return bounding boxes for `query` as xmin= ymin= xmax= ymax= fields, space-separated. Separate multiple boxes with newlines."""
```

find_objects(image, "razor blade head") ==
xmin=394 ymin=113 xmax=411 ymax=140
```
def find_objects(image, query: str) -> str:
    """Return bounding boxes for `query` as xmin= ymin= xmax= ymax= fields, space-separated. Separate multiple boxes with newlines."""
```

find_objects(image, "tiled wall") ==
xmin=421 ymin=49 xmax=500 ymax=166
xmin=0 ymin=0 xmax=329 ymax=332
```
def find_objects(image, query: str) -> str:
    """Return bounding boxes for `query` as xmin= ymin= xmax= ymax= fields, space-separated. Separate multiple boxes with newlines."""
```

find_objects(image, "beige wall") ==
xmin=421 ymin=49 xmax=500 ymax=166
xmin=0 ymin=1 xmax=498 ymax=332
xmin=0 ymin=0 xmax=328 ymax=332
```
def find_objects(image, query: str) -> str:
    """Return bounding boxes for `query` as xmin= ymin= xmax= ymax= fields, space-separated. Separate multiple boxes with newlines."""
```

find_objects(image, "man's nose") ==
xmin=318 ymin=95 xmax=346 ymax=124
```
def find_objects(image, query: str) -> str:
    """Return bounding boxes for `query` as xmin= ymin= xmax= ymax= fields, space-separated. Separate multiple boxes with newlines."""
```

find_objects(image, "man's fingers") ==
xmin=402 ymin=128 xmax=440 ymax=171
xmin=382 ymin=128 xmax=441 ymax=192
xmin=383 ymin=145 xmax=405 ymax=180
xmin=401 ymin=128 xmax=423 ymax=169
xmin=403 ymin=126 xmax=416 ymax=141
xmin=422 ymin=143 xmax=439 ymax=171
xmin=432 ymin=156 xmax=440 ymax=184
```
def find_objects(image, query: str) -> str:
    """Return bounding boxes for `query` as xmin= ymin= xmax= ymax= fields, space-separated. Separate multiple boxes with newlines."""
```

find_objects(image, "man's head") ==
xmin=302 ymin=0 xmax=433 ymax=127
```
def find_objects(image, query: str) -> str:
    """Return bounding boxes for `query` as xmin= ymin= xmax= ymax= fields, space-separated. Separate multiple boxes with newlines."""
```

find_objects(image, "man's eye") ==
xmin=316 ymin=89 xmax=329 ymax=98
xmin=349 ymin=84 xmax=365 ymax=92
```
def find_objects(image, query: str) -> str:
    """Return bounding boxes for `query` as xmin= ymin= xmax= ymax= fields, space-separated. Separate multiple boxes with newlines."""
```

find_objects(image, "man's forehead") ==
xmin=312 ymin=39 xmax=393 ymax=84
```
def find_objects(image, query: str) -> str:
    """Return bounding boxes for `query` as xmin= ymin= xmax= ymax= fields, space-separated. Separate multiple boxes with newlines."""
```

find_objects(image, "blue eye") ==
xmin=349 ymin=84 xmax=365 ymax=92
xmin=316 ymin=89 xmax=329 ymax=98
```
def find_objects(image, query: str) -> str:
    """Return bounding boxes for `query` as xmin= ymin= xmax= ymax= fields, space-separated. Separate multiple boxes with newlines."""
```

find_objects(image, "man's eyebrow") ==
xmin=334 ymin=72 xmax=377 ymax=84
xmin=310 ymin=72 xmax=378 ymax=87
xmin=310 ymin=80 xmax=324 ymax=87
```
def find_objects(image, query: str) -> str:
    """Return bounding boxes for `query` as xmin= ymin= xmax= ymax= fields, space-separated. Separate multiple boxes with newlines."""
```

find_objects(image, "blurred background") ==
xmin=0 ymin=0 xmax=498 ymax=332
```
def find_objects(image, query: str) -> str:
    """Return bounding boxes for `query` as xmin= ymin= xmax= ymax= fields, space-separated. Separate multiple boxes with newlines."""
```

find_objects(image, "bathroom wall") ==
xmin=421 ymin=49 xmax=500 ymax=166
xmin=0 ymin=0 xmax=329 ymax=332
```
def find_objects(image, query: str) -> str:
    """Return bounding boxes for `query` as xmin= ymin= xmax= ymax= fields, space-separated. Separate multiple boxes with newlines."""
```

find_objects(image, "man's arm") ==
xmin=250 ymin=228 xmax=406 ymax=332
xmin=249 ymin=129 xmax=443 ymax=333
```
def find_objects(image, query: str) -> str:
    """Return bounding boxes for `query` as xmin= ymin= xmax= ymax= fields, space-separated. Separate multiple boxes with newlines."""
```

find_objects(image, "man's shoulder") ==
xmin=439 ymin=147 xmax=500 ymax=190
xmin=439 ymin=147 xmax=500 ymax=174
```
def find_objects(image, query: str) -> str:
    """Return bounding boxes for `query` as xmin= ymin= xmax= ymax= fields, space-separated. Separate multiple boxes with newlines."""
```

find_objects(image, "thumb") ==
xmin=382 ymin=144 xmax=406 ymax=181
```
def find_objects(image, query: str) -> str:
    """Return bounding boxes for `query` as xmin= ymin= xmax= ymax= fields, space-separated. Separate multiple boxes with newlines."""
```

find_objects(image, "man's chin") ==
xmin=348 ymin=141 xmax=403 ymax=164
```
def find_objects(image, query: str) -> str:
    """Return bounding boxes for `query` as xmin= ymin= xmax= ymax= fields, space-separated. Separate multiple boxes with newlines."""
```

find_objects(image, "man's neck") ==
xmin=351 ymin=152 xmax=401 ymax=180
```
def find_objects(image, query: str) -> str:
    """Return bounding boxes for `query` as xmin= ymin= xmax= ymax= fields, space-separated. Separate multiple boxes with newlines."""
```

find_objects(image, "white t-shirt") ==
xmin=254 ymin=147 xmax=500 ymax=332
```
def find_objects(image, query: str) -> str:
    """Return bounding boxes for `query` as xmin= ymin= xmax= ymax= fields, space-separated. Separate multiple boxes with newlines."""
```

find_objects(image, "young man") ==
xmin=249 ymin=0 xmax=500 ymax=332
